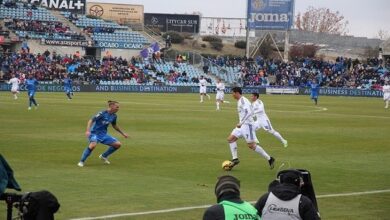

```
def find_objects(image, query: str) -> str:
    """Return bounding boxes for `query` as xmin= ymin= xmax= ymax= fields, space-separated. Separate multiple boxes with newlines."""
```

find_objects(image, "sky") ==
xmin=92 ymin=0 xmax=390 ymax=38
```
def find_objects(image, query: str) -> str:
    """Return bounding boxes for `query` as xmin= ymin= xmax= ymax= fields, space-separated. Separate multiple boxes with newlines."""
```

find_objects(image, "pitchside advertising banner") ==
xmin=28 ymin=0 xmax=86 ymax=14
xmin=96 ymin=42 xmax=144 ymax=49
xmin=44 ymin=39 xmax=91 ymax=47
xmin=144 ymin=13 xmax=200 ymax=33
xmin=0 ymin=84 xmax=383 ymax=97
xmin=247 ymin=0 xmax=294 ymax=30
xmin=0 ymin=84 xmax=265 ymax=94
xmin=299 ymin=87 xmax=383 ymax=97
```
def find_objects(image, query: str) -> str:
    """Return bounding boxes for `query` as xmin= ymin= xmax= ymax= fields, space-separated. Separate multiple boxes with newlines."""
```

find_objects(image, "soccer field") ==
xmin=0 ymin=92 xmax=389 ymax=220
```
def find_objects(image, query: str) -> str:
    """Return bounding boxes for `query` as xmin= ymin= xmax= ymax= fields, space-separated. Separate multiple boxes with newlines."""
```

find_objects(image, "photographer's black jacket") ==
xmin=255 ymin=183 xmax=319 ymax=220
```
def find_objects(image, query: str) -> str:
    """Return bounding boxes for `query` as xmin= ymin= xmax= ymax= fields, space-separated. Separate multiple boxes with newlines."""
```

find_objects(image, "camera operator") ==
xmin=203 ymin=175 xmax=260 ymax=220
xmin=255 ymin=169 xmax=319 ymax=220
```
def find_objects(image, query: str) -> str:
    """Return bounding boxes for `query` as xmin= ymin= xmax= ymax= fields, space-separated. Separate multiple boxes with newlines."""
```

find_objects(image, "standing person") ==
xmin=226 ymin=87 xmax=275 ymax=170
xmin=199 ymin=75 xmax=211 ymax=103
xmin=7 ymin=74 xmax=20 ymax=100
xmin=215 ymin=78 xmax=230 ymax=110
xmin=78 ymin=100 xmax=129 ymax=167
xmin=203 ymin=175 xmax=261 ymax=220
xmin=255 ymin=169 xmax=320 ymax=220
xmin=25 ymin=74 xmax=39 ymax=110
xmin=383 ymin=81 xmax=390 ymax=109
xmin=63 ymin=73 xmax=73 ymax=100
xmin=309 ymin=80 xmax=320 ymax=105
xmin=251 ymin=93 xmax=288 ymax=147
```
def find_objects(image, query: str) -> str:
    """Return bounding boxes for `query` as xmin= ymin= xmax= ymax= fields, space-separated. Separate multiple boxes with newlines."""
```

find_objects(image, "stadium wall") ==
xmin=0 ymin=84 xmax=383 ymax=97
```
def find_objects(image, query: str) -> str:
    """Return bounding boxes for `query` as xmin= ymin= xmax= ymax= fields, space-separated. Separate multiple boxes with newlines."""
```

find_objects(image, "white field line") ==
xmin=70 ymin=189 xmax=390 ymax=220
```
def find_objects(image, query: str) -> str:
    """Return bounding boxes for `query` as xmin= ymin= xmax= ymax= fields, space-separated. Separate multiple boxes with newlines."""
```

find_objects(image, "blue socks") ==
xmin=102 ymin=146 xmax=118 ymax=158
xmin=80 ymin=147 xmax=92 ymax=162
xmin=29 ymin=97 xmax=37 ymax=107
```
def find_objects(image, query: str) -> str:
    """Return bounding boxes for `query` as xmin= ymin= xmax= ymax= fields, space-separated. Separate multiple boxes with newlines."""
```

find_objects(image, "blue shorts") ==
xmin=65 ymin=88 xmax=72 ymax=93
xmin=28 ymin=90 xmax=36 ymax=97
xmin=311 ymin=94 xmax=318 ymax=99
xmin=89 ymin=134 xmax=118 ymax=145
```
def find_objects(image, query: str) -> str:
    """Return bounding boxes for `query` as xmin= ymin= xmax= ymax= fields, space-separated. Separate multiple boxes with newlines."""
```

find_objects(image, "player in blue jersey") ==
xmin=309 ymin=80 xmax=320 ymax=105
xmin=25 ymin=74 xmax=39 ymax=110
xmin=63 ymin=73 xmax=73 ymax=100
xmin=77 ymin=100 xmax=129 ymax=167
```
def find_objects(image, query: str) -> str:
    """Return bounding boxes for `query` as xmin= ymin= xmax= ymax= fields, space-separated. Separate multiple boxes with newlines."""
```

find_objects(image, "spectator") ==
xmin=165 ymin=34 xmax=171 ymax=48
xmin=203 ymin=175 xmax=260 ymax=220
xmin=255 ymin=169 xmax=319 ymax=220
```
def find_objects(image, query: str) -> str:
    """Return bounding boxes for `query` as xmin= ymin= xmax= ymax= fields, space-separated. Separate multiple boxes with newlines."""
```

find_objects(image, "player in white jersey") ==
xmin=226 ymin=87 xmax=275 ymax=170
xmin=383 ymin=81 xmax=390 ymax=109
xmin=215 ymin=78 xmax=230 ymax=110
xmin=251 ymin=93 xmax=288 ymax=147
xmin=199 ymin=75 xmax=210 ymax=103
xmin=8 ymin=74 xmax=20 ymax=100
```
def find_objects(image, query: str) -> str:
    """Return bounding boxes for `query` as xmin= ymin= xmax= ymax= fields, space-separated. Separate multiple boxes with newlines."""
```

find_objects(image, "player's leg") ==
xmin=30 ymin=92 xmax=38 ymax=107
xmin=262 ymin=119 xmax=288 ymax=147
xmin=66 ymin=89 xmax=72 ymax=99
xmin=216 ymin=99 xmax=220 ymax=110
xmin=11 ymin=89 xmax=18 ymax=99
xmin=244 ymin=124 xmax=275 ymax=169
xmin=227 ymin=128 xmax=241 ymax=167
xmin=200 ymin=92 xmax=204 ymax=102
xmin=28 ymin=91 xmax=34 ymax=109
xmin=386 ymin=100 xmax=389 ymax=109
xmin=206 ymin=92 xmax=211 ymax=100
xmin=100 ymin=135 xmax=120 ymax=164
xmin=78 ymin=136 xmax=98 ymax=167
xmin=385 ymin=96 xmax=389 ymax=109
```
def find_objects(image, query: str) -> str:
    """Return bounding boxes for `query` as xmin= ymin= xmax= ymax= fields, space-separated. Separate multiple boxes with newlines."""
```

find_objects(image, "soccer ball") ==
xmin=222 ymin=160 xmax=233 ymax=171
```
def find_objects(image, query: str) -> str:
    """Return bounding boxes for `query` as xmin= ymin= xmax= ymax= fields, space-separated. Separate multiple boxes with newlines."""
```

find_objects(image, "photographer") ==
xmin=255 ymin=169 xmax=319 ymax=220
xmin=203 ymin=175 xmax=260 ymax=220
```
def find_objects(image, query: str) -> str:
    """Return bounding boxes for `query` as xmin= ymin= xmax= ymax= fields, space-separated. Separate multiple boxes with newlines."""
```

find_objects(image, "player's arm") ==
xmin=112 ymin=124 xmax=129 ymax=138
xmin=111 ymin=117 xmax=128 ymax=138
xmin=85 ymin=119 xmax=93 ymax=137
xmin=237 ymin=106 xmax=253 ymax=127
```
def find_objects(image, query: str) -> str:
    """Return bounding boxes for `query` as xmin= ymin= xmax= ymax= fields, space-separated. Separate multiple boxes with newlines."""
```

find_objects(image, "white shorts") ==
xmin=231 ymin=124 xmax=257 ymax=143
xmin=384 ymin=93 xmax=390 ymax=101
xmin=200 ymin=86 xmax=207 ymax=94
xmin=11 ymin=87 xmax=19 ymax=92
xmin=216 ymin=92 xmax=224 ymax=100
xmin=254 ymin=117 xmax=273 ymax=132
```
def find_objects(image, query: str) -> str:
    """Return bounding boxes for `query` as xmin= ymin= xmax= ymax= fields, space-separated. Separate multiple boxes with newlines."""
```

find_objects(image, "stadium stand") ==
xmin=61 ymin=12 xmax=149 ymax=45
xmin=206 ymin=56 xmax=390 ymax=89
xmin=0 ymin=50 xmax=212 ymax=86
xmin=1 ymin=3 xmax=85 ymax=41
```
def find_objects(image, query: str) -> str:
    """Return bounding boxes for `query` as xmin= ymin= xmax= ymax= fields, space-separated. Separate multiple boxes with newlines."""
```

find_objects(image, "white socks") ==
xmin=254 ymin=145 xmax=271 ymax=160
xmin=272 ymin=131 xmax=286 ymax=144
xmin=386 ymin=101 xmax=389 ymax=108
xmin=200 ymin=95 xmax=203 ymax=102
xmin=229 ymin=142 xmax=238 ymax=159
xmin=14 ymin=94 xmax=18 ymax=99
xmin=216 ymin=102 xmax=220 ymax=110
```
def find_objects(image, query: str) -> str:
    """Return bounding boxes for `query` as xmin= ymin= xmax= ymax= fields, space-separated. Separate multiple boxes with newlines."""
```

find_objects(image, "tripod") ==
xmin=0 ymin=193 xmax=23 ymax=220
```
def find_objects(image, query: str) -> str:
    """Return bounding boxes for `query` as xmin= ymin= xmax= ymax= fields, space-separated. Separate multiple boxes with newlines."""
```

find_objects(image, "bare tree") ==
xmin=377 ymin=29 xmax=390 ymax=40
xmin=296 ymin=7 xmax=349 ymax=35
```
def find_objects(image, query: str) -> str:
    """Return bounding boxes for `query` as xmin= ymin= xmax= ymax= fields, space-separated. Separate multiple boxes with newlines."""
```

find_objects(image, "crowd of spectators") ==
xmin=208 ymin=56 xmax=390 ymax=89
xmin=4 ymin=19 xmax=85 ymax=40
xmin=1 ymin=48 xmax=388 ymax=89
xmin=3 ymin=0 xmax=37 ymax=9
xmin=0 ymin=49 xmax=211 ymax=85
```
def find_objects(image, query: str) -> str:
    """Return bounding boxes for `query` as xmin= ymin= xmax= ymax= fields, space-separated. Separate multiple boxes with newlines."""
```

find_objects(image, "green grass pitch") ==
xmin=0 ymin=92 xmax=389 ymax=219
